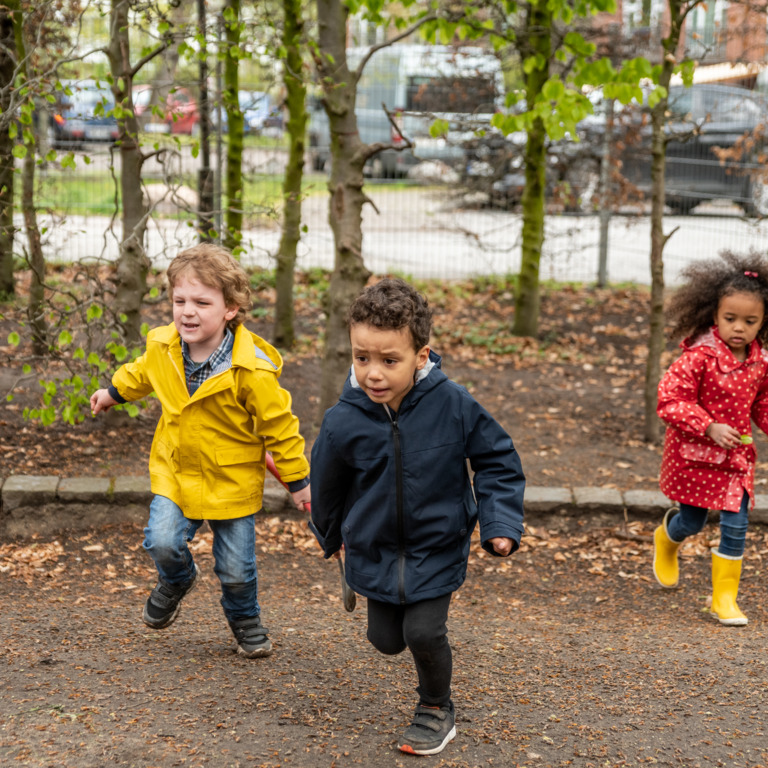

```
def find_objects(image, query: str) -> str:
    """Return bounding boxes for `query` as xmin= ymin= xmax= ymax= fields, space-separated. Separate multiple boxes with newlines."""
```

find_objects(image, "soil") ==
xmin=3 ymin=277 xmax=768 ymax=767
xmin=1 ymin=278 xmax=679 ymax=489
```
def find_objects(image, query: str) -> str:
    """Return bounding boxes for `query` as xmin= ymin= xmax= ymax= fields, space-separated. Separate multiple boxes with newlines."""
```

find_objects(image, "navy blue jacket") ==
xmin=310 ymin=352 xmax=525 ymax=605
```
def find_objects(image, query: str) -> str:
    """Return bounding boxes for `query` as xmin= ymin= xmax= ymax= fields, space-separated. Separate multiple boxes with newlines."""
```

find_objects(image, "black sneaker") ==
xmin=142 ymin=565 xmax=200 ymax=630
xmin=398 ymin=704 xmax=456 ymax=756
xmin=229 ymin=616 xmax=273 ymax=658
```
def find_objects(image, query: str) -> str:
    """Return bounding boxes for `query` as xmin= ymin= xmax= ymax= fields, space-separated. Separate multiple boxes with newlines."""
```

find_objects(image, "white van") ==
xmin=308 ymin=44 xmax=504 ymax=178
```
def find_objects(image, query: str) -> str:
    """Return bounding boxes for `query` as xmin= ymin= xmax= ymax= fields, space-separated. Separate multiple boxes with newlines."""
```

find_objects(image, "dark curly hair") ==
xmin=346 ymin=277 xmax=432 ymax=351
xmin=667 ymin=250 xmax=768 ymax=343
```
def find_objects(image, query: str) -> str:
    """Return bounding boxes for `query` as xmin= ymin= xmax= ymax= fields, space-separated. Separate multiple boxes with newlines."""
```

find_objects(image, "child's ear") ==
xmin=415 ymin=345 xmax=430 ymax=369
xmin=225 ymin=306 xmax=239 ymax=321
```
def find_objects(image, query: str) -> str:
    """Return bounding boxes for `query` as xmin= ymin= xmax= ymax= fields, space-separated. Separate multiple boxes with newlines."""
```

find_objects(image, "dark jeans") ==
xmin=667 ymin=492 xmax=749 ymax=558
xmin=366 ymin=593 xmax=453 ymax=709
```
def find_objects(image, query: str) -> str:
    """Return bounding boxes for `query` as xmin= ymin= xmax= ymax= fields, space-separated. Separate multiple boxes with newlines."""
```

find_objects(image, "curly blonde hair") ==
xmin=166 ymin=244 xmax=252 ymax=330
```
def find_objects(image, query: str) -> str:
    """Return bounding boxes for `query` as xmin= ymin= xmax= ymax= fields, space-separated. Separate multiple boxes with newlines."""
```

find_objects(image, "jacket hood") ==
xmin=149 ymin=323 xmax=283 ymax=376
xmin=339 ymin=349 xmax=445 ymax=413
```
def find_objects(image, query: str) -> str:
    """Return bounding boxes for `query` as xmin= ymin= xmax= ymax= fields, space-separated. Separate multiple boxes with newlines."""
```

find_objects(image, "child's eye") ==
xmin=384 ymin=358 xmax=399 ymax=365
xmin=354 ymin=355 xmax=368 ymax=363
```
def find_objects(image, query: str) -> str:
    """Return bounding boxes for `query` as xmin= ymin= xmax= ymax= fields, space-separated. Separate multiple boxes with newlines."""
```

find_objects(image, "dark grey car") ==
xmin=464 ymin=83 xmax=768 ymax=216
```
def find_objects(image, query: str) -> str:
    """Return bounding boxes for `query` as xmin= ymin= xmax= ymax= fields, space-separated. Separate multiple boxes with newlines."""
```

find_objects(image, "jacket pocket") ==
xmin=679 ymin=442 xmax=727 ymax=466
xmin=216 ymin=445 xmax=263 ymax=466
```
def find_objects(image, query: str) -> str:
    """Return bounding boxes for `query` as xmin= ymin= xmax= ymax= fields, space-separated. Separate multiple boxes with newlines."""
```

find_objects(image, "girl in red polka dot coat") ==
xmin=653 ymin=251 xmax=768 ymax=626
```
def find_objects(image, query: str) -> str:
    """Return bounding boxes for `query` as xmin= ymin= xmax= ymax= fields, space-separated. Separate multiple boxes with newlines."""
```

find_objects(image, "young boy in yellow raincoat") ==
xmin=91 ymin=244 xmax=310 ymax=657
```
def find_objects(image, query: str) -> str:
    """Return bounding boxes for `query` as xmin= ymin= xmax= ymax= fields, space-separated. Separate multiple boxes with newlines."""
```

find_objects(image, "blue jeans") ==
xmin=667 ymin=492 xmax=749 ymax=558
xmin=143 ymin=495 xmax=260 ymax=621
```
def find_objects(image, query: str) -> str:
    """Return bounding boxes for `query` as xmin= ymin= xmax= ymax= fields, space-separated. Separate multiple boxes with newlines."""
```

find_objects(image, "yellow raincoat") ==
xmin=111 ymin=323 xmax=309 ymax=519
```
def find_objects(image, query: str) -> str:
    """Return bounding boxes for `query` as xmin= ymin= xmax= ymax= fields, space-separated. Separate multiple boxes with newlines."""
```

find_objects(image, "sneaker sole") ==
xmin=142 ymin=567 xmax=200 ymax=630
xmin=398 ymin=725 xmax=456 ymax=756
xmin=236 ymin=640 xmax=273 ymax=658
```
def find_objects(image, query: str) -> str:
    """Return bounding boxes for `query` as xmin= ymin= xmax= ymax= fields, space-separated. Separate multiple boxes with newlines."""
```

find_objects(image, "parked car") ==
xmin=465 ymin=83 xmax=768 ymax=216
xmin=212 ymin=90 xmax=284 ymax=135
xmin=133 ymin=85 xmax=199 ymax=135
xmin=308 ymin=44 xmax=504 ymax=178
xmin=47 ymin=80 xmax=119 ymax=147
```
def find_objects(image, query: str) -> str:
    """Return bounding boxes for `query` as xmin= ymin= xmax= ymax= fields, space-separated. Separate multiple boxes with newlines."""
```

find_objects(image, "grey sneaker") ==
xmin=228 ymin=615 xmax=273 ymax=658
xmin=143 ymin=565 xmax=200 ymax=630
xmin=398 ymin=704 xmax=456 ymax=756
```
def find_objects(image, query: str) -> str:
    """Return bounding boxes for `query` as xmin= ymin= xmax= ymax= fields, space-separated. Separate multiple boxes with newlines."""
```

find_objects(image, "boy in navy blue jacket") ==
xmin=310 ymin=278 xmax=525 ymax=756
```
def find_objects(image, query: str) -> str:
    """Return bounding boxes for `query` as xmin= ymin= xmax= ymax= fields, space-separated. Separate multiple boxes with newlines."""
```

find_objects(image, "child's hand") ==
xmin=291 ymin=485 xmax=311 ymax=513
xmin=489 ymin=537 xmax=514 ymax=556
xmin=90 ymin=388 xmax=118 ymax=415
xmin=705 ymin=422 xmax=741 ymax=449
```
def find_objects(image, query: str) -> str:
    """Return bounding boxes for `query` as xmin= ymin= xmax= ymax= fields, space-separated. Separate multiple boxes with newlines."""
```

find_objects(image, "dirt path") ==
xmin=2 ymin=514 xmax=768 ymax=768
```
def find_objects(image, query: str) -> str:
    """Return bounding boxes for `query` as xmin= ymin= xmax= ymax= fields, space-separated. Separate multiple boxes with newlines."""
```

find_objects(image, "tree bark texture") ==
xmin=512 ymin=1 xmax=551 ymax=339
xmin=223 ymin=0 xmax=244 ymax=252
xmin=0 ymin=8 xmax=16 ymax=297
xmin=644 ymin=1 xmax=690 ymax=444
xmin=108 ymin=0 xmax=149 ymax=345
xmin=273 ymin=0 xmax=307 ymax=348
xmin=315 ymin=0 xmax=371 ymax=413
xmin=12 ymin=5 xmax=47 ymax=352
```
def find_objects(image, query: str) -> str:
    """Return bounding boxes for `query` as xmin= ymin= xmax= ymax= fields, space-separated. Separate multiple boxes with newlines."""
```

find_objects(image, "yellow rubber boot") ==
xmin=653 ymin=507 xmax=682 ymax=588
xmin=710 ymin=550 xmax=748 ymax=626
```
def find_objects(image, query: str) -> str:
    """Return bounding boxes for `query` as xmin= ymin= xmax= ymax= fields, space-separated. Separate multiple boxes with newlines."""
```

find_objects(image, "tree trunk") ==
xmin=223 ymin=0 xmax=244 ymax=252
xmin=197 ymin=0 xmax=214 ymax=239
xmin=12 ymin=5 xmax=47 ymax=352
xmin=644 ymin=8 xmax=684 ymax=444
xmin=0 ymin=8 xmax=16 ymax=298
xmin=273 ymin=0 xmax=307 ymax=348
xmin=512 ymin=1 xmax=551 ymax=338
xmin=108 ymin=0 xmax=149 ymax=344
xmin=316 ymin=0 xmax=371 ymax=413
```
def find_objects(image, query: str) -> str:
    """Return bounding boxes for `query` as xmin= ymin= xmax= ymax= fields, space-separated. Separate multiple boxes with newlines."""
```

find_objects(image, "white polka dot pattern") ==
xmin=657 ymin=327 xmax=768 ymax=513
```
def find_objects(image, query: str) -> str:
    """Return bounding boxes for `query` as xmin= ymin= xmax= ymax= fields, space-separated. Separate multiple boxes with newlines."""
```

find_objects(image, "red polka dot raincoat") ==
xmin=658 ymin=327 xmax=768 ymax=512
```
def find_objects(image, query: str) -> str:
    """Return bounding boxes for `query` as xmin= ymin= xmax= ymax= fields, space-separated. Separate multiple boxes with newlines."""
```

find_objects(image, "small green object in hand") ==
xmin=741 ymin=435 xmax=753 ymax=445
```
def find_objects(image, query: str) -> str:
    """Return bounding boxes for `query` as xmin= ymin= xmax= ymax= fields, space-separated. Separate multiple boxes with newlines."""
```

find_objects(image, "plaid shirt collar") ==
xmin=181 ymin=327 xmax=234 ymax=395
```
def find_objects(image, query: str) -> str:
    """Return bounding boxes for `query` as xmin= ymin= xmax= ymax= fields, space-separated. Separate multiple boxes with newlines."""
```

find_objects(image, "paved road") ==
xmin=24 ymin=145 xmax=768 ymax=284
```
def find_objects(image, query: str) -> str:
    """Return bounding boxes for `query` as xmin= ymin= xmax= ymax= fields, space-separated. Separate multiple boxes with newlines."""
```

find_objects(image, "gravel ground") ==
xmin=2 ymin=513 xmax=768 ymax=768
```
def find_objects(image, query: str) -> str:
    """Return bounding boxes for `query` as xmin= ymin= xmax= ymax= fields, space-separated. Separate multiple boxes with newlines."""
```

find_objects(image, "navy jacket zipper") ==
xmin=388 ymin=408 xmax=406 ymax=604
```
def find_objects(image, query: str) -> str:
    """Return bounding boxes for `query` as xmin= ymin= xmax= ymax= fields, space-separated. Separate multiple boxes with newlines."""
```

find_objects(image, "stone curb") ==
xmin=2 ymin=474 xmax=768 ymax=537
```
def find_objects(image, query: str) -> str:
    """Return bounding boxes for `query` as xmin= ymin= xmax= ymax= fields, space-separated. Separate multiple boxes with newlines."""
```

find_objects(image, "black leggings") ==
xmin=366 ymin=593 xmax=452 ymax=709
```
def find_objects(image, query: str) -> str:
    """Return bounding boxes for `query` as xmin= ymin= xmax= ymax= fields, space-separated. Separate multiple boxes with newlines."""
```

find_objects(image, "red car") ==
xmin=133 ymin=85 xmax=199 ymax=135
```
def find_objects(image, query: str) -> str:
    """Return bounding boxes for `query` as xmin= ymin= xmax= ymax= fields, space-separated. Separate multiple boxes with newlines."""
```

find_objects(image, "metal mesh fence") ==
xmin=17 ymin=140 xmax=768 ymax=287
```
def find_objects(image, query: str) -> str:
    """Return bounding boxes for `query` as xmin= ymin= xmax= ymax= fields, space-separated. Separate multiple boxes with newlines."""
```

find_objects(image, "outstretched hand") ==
xmin=489 ymin=537 xmax=514 ymax=557
xmin=90 ymin=388 xmax=118 ymax=416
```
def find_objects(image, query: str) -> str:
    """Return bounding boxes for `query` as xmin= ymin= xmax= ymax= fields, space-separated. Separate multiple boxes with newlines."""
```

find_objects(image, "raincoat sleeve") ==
xmin=244 ymin=373 xmax=309 ymax=485
xmin=309 ymin=411 xmax=352 ymax=558
xmin=657 ymin=350 xmax=715 ymax=437
xmin=465 ymin=398 xmax=526 ymax=557
xmin=111 ymin=350 xmax=156 ymax=402
xmin=751 ymin=369 xmax=768 ymax=435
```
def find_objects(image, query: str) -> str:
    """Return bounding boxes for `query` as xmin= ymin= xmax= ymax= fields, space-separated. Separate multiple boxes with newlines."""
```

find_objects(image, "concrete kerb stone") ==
xmin=523 ymin=486 xmax=573 ymax=513
xmin=572 ymin=486 xmax=625 ymax=513
xmin=3 ymin=473 xmax=768 ymax=536
xmin=58 ymin=477 xmax=113 ymax=504
xmin=1 ymin=475 xmax=60 ymax=513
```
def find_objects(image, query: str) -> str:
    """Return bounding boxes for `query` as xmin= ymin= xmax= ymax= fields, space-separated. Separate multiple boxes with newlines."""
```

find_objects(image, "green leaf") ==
xmin=7 ymin=331 xmax=20 ymax=346
xmin=57 ymin=330 xmax=73 ymax=346
xmin=429 ymin=119 xmax=450 ymax=138
xmin=12 ymin=144 xmax=27 ymax=159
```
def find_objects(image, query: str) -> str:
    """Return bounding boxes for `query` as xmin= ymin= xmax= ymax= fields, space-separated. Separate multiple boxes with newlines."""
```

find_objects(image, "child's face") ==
xmin=171 ymin=271 xmax=238 ymax=361
xmin=714 ymin=291 xmax=765 ymax=360
xmin=350 ymin=323 xmax=429 ymax=412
